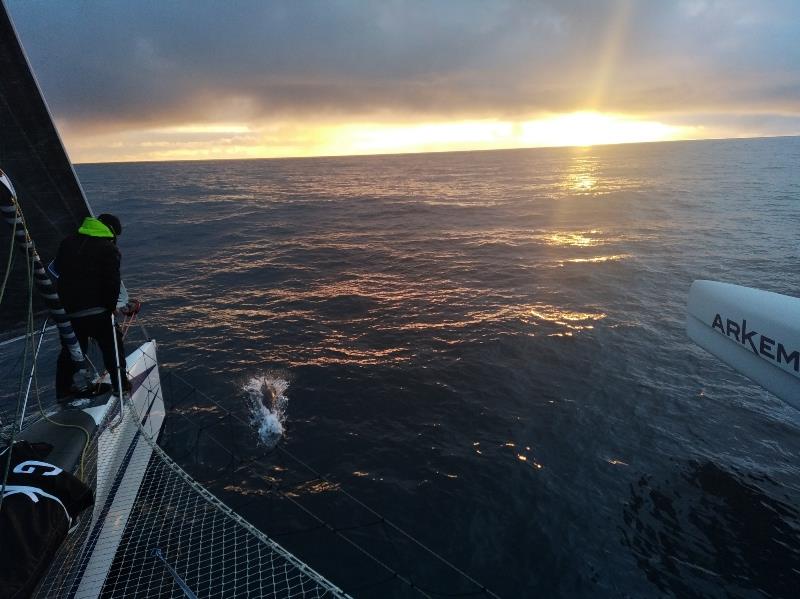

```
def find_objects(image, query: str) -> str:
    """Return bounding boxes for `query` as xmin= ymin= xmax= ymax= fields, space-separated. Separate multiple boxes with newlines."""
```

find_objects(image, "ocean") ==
xmin=71 ymin=137 xmax=800 ymax=597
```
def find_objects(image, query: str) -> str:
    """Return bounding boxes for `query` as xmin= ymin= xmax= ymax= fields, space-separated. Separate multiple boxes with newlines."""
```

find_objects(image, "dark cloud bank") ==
xmin=7 ymin=0 xmax=800 ymax=132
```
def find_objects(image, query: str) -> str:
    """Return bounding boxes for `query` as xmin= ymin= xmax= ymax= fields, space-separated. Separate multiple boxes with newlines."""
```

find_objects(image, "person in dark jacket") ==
xmin=54 ymin=213 xmax=130 ymax=399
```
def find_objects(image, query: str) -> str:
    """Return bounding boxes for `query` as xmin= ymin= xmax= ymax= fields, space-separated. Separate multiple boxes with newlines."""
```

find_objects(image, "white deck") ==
xmin=73 ymin=340 xmax=165 ymax=599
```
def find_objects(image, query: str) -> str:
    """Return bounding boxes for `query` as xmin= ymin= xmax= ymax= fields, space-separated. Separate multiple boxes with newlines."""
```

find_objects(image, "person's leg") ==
xmin=88 ymin=312 xmax=129 ymax=394
xmin=55 ymin=346 xmax=74 ymax=399
xmin=56 ymin=319 xmax=90 ymax=399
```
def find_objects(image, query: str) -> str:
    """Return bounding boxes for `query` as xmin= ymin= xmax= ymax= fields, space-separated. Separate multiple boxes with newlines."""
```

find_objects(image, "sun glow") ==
xmin=152 ymin=123 xmax=252 ymax=134
xmin=67 ymin=111 xmax=697 ymax=163
xmin=331 ymin=112 xmax=691 ymax=155
xmin=520 ymin=112 xmax=687 ymax=147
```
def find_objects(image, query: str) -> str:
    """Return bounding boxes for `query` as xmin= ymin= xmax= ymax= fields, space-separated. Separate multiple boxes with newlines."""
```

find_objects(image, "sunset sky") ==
xmin=7 ymin=0 xmax=800 ymax=163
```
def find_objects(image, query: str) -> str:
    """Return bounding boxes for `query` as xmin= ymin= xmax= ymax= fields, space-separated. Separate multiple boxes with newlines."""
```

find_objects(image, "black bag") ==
xmin=0 ymin=441 xmax=94 ymax=599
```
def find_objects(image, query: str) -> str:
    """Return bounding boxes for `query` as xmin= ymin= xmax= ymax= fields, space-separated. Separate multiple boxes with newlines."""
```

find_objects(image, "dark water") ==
xmin=74 ymin=138 xmax=800 ymax=597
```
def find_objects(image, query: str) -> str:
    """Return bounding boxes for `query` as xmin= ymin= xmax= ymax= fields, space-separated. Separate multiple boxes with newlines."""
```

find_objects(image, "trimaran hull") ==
xmin=69 ymin=342 xmax=164 ymax=598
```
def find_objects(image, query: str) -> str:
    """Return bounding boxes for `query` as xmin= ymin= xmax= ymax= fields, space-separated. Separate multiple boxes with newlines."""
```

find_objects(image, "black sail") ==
xmin=0 ymin=1 xmax=90 ymax=333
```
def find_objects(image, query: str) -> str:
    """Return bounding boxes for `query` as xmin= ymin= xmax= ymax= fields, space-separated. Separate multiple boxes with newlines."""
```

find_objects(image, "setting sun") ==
xmin=519 ymin=112 xmax=692 ymax=148
xmin=333 ymin=112 xmax=693 ymax=156
xmin=65 ymin=112 xmax=699 ymax=163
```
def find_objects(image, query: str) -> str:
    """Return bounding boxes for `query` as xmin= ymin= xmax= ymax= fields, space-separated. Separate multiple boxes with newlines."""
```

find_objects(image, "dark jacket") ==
xmin=54 ymin=217 xmax=121 ymax=316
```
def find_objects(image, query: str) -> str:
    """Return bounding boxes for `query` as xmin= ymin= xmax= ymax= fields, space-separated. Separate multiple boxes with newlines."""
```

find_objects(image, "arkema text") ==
xmin=712 ymin=314 xmax=799 ymax=372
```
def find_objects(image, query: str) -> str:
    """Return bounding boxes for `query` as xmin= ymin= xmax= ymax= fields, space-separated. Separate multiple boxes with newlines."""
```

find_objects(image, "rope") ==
xmin=0 ymin=214 xmax=16 ymax=305
xmin=4 ymin=316 xmax=92 ymax=483
xmin=0 ymin=324 xmax=56 ymax=349
xmin=18 ymin=317 xmax=48 ymax=428
xmin=0 ymin=238 xmax=34 ymax=513
xmin=160 ymin=368 xmax=501 ymax=598
xmin=32 ymin=348 xmax=92 ymax=482
xmin=152 ymin=548 xmax=199 ymax=599
xmin=158 ymin=375 xmax=427 ymax=595
xmin=4 ymin=296 xmax=496 ymax=596
xmin=123 ymin=377 xmax=350 ymax=597
xmin=275 ymin=447 xmax=501 ymax=598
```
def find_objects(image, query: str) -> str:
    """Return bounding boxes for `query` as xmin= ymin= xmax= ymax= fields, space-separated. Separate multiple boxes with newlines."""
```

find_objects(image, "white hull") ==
xmin=73 ymin=340 xmax=164 ymax=598
xmin=26 ymin=340 xmax=166 ymax=598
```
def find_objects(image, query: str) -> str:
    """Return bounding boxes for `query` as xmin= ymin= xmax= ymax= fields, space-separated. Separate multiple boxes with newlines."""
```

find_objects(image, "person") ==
xmin=54 ymin=213 xmax=130 ymax=399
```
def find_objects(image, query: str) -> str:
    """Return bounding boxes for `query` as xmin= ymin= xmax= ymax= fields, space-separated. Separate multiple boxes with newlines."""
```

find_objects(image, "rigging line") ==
xmin=0 ymin=244 xmax=34 ymax=513
xmin=162 ymin=368 xmax=501 ymax=599
xmin=32 ymin=342 xmax=92 ymax=482
xmin=18 ymin=317 xmax=48 ymax=429
xmin=266 ymin=482 xmax=431 ymax=599
xmin=221 ymin=473 xmax=353 ymax=521
xmin=136 ymin=318 xmax=151 ymax=342
xmin=270 ymin=522 xmax=330 ymax=538
xmin=164 ymin=421 xmax=368 ymax=527
xmin=0 ymin=323 xmax=56 ymax=348
xmin=125 ymin=383 xmax=351 ymax=598
xmin=155 ymin=384 xmax=472 ymax=597
xmin=158 ymin=383 xmax=429 ymax=597
xmin=5 ymin=218 xmax=92 ymax=486
xmin=0 ymin=340 xmax=27 ymax=389
xmin=331 ymin=519 xmax=386 ymax=535
xmin=0 ymin=214 xmax=17 ymax=305
xmin=148 ymin=358 xmax=482 ymax=598
xmin=159 ymin=410 xmax=282 ymax=489
xmin=408 ymin=588 xmax=490 ymax=598
xmin=370 ymin=516 xmax=487 ymax=597
xmin=347 ymin=574 xmax=404 ymax=594
xmin=379 ymin=514 xmax=410 ymax=580
xmin=276 ymin=431 xmax=501 ymax=597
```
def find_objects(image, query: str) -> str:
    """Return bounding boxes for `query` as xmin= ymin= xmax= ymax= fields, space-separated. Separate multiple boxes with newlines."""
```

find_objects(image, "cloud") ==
xmin=6 ymin=0 xmax=800 ymax=137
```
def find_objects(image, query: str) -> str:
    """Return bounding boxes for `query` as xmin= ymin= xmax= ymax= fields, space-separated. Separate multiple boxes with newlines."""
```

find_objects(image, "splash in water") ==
xmin=243 ymin=373 xmax=289 ymax=447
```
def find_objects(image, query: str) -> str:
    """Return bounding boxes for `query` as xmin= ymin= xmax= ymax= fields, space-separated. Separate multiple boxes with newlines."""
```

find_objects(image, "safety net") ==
xmin=28 ymin=341 xmax=348 ymax=598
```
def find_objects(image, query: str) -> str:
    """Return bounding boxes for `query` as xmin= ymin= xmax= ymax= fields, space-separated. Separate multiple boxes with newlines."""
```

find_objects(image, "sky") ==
xmin=7 ymin=0 xmax=800 ymax=163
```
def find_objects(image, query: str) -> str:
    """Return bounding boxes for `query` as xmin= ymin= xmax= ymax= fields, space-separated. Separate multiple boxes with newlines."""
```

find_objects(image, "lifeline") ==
xmin=712 ymin=314 xmax=799 ymax=372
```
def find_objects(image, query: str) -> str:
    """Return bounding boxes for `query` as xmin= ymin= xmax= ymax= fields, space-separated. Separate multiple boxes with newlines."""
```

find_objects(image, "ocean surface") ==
xmin=16 ymin=137 xmax=800 ymax=597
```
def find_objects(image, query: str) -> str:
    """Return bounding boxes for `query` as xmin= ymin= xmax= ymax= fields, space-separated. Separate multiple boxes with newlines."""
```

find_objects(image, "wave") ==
xmin=244 ymin=372 xmax=290 ymax=447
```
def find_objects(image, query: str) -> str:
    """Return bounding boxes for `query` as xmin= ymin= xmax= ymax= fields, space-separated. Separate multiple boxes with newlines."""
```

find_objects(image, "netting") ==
xmin=29 ymin=341 xmax=349 ymax=599
xmin=99 ymin=442 xmax=343 ymax=598
xmin=4 ymin=323 xmax=500 ymax=598
xmin=100 ymin=371 xmax=347 ymax=598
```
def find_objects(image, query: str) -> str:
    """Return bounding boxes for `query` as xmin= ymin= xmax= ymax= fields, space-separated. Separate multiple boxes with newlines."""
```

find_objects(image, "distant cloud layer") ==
xmin=7 ymin=0 xmax=800 ymax=157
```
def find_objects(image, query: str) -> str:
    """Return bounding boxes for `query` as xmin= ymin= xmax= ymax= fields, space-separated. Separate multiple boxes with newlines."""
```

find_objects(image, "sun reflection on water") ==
xmin=570 ymin=173 xmax=597 ymax=192
xmin=285 ymin=480 xmax=340 ymax=498
xmin=544 ymin=230 xmax=605 ymax=247
xmin=529 ymin=304 xmax=607 ymax=329
xmin=562 ymin=150 xmax=600 ymax=195
xmin=550 ymin=147 xmax=643 ymax=197
xmin=179 ymin=219 xmax=620 ymax=367
xmin=565 ymin=254 xmax=630 ymax=264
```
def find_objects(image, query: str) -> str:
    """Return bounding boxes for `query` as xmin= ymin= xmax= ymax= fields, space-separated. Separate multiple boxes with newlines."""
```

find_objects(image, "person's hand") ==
xmin=120 ymin=299 xmax=141 ymax=316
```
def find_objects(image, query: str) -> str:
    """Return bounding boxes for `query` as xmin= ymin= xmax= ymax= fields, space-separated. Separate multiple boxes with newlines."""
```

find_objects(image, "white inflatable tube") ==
xmin=687 ymin=280 xmax=800 ymax=410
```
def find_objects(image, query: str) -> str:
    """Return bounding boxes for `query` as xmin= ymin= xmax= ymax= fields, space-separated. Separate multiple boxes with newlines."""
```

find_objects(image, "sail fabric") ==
xmin=0 ymin=2 xmax=91 ymax=333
